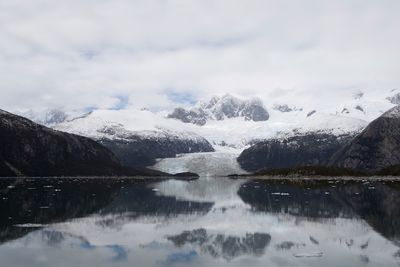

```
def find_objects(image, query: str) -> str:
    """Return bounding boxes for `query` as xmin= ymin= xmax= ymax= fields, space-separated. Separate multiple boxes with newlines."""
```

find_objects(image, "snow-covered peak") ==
xmin=55 ymin=108 xmax=209 ymax=143
xmin=168 ymin=94 xmax=269 ymax=125
xmin=199 ymin=94 xmax=269 ymax=121
xmin=15 ymin=108 xmax=86 ymax=126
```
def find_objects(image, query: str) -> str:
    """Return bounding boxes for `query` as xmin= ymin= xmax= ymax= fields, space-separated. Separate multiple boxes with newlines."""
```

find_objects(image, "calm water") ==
xmin=1 ymin=177 xmax=400 ymax=267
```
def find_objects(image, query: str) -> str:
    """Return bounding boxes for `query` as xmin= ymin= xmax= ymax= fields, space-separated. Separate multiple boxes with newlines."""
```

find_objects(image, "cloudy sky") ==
xmin=1 ymin=0 xmax=399 ymax=112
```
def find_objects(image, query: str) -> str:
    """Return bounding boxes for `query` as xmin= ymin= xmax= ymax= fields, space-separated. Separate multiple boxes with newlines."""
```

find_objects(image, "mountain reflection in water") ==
xmin=0 ymin=177 xmax=400 ymax=267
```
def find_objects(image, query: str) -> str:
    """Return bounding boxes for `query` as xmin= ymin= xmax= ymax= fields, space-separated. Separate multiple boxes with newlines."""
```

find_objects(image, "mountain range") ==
xmin=2 ymin=89 xmax=400 ymax=176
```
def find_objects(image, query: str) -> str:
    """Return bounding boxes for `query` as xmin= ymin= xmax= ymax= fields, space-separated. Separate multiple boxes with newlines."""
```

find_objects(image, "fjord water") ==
xmin=1 ymin=177 xmax=400 ymax=267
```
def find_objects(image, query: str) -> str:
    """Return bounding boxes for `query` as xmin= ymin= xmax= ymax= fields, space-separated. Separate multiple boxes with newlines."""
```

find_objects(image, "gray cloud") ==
xmin=0 ymin=0 xmax=399 ymax=112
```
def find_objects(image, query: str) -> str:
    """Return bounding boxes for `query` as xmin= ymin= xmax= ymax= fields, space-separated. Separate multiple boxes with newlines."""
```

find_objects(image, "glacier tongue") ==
xmin=151 ymin=147 xmax=248 ymax=176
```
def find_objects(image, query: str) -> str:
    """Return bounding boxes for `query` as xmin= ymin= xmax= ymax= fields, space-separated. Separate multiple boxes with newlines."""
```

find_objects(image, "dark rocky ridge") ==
xmin=238 ymin=133 xmax=356 ymax=172
xmin=329 ymin=105 xmax=400 ymax=172
xmin=0 ymin=110 xmax=141 ymax=177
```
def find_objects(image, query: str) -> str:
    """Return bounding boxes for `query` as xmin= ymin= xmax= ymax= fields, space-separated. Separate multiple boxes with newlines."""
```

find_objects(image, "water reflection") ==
xmin=167 ymin=229 xmax=271 ymax=260
xmin=0 ymin=177 xmax=400 ymax=266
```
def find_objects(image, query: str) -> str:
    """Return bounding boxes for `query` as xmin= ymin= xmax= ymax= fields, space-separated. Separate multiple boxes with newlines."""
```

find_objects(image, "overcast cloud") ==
xmin=1 ymin=0 xmax=399 ymax=112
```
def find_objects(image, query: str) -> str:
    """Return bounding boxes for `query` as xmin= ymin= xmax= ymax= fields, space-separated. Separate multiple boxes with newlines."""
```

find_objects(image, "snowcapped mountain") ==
xmin=167 ymin=94 xmax=269 ymax=125
xmin=55 ymin=109 xmax=215 ymax=168
xmin=55 ymin=109 xmax=206 ymax=142
xmin=235 ymin=89 xmax=399 ymax=173
xmin=54 ymin=103 xmax=369 ymax=150
xmin=34 ymin=90 xmax=398 ymax=147
xmin=310 ymin=89 xmax=395 ymax=122
xmin=15 ymin=108 xmax=86 ymax=126
xmin=23 ymin=89 xmax=397 ymax=174
xmin=53 ymin=89 xmax=400 ymax=148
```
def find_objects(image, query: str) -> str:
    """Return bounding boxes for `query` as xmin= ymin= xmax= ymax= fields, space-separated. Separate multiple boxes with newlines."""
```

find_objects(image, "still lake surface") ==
xmin=0 ymin=177 xmax=400 ymax=267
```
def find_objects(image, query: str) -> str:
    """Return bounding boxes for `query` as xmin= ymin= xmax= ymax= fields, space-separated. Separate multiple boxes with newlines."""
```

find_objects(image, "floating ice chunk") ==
xmin=271 ymin=192 xmax=290 ymax=196
xmin=14 ymin=223 xmax=45 ymax=228
xmin=293 ymin=252 xmax=323 ymax=258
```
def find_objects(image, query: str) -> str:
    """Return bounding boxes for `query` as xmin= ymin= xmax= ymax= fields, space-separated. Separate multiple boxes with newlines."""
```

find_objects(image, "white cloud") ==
xmin=0 ymin=0 xmax=399 ymax=112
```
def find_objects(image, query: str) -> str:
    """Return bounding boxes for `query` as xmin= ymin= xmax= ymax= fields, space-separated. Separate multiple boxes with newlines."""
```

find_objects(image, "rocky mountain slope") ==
xmin=237 ymin=132 xmax=356 ymax=172
xmin=0 ymin=110 xmax=138 ymax=177
xmin=239 ymin=103 xmax=400 ymax=174
xmin=329 ymin=105 xmax=400 ymax=172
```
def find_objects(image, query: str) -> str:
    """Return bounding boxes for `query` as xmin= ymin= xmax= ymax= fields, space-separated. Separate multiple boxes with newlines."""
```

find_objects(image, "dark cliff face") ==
xmin=100 ymin=134 xmax=214 ymax=168
xmin=237 ymin=133 xmax=355 ymax=172
xmin=0 ymin=110 xmax=131 ymax=177
xmin=329 ymin=106 xmax=400 ymax=172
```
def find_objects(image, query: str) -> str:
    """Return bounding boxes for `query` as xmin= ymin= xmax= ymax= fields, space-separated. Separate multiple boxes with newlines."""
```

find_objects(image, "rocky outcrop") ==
xmin=387 ymin=92 xmax=400 ymax=105
xmin=307 ymin=110 xmax=317 ymax=117
xmin=0 ymin=110 xmax=134 ymax=177
xmin=272 ymin=104 xmax=302 ymax=113
xmin=168 ymin=94 xmax=269 ymax=125
xmin=167 ymin=107 xmax=208 ymax=126
xmin=237 ymin=133 xmax=355 ymax=172
xmin=329 ymin=105 xmax=400 ymax=172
